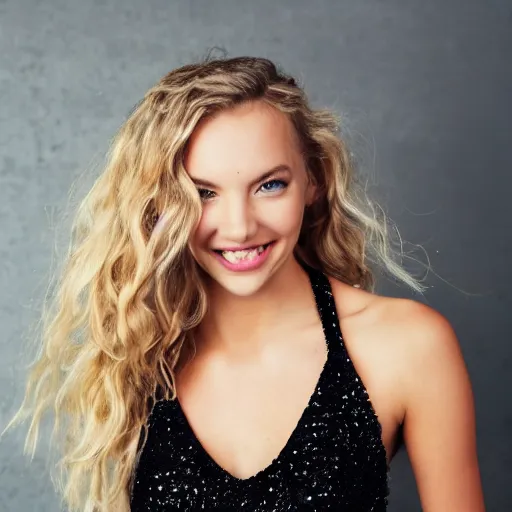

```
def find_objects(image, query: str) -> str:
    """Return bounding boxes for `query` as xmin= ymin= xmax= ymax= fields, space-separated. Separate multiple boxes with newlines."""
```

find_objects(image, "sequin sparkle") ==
xmin=130 ymin=265 xmax=390 ymax=510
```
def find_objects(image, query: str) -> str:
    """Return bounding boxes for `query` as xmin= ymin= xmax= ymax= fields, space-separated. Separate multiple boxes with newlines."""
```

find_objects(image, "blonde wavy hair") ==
xmin=4 ymin=55 xmax=427 ymax=511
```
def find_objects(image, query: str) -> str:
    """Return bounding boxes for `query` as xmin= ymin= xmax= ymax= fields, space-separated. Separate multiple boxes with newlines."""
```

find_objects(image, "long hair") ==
xmin=4 ymin=55 xmax=427 ymax=511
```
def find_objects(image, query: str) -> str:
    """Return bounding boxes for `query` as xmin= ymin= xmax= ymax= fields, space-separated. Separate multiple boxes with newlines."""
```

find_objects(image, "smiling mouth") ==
xmin=212 ymin=242 xmax=273 ymax=262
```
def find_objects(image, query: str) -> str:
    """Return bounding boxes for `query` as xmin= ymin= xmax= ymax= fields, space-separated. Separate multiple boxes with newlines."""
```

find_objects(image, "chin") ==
xmin=213 ymin=273 xmax=273 ymax=297
xmin=201 ymin=263 xmax=277 ymax=298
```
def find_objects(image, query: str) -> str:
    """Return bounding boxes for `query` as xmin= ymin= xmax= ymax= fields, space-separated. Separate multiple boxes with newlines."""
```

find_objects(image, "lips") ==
xmin=213 ymin=242 xmax=272 ymax=254
xmin=210 ymin=241 xmax=275 ymax=271
xmin=212 ymin=242 xmax=272 ymax=260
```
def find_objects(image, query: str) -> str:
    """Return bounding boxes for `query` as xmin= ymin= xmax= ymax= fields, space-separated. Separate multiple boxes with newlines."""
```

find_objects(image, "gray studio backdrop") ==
xmin=1 ymin=1 xmax=511 ymax=511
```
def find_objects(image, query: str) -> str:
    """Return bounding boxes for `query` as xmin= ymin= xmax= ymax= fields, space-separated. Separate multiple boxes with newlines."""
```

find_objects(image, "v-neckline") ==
xmin=173 ymin=265 xmax=337 ymax=483
xmin=174 ymin=343 xmax=332 ymax=482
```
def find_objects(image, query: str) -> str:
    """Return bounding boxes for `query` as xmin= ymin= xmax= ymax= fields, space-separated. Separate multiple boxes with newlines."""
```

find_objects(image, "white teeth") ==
xmin=220 ymin=244 xmax=266 ymax=263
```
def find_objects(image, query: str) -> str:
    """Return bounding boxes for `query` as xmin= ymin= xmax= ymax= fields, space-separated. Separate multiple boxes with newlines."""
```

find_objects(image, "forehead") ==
xmin=184 ymin=101 xmax=303 ymax=180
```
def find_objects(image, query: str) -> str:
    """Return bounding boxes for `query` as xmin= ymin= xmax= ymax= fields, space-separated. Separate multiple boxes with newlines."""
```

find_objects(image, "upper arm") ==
xmin=398 ymin=301 xmax=485 ymax=511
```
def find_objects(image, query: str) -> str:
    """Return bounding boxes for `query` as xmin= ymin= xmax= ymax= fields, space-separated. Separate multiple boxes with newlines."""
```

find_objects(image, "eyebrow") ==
xmin=190 ymin=164 xmax=292 ymax=188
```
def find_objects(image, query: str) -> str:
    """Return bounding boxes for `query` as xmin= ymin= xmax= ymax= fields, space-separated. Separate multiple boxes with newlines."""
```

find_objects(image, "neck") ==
xmin=196 ymin=257 xmax=313 ymax=356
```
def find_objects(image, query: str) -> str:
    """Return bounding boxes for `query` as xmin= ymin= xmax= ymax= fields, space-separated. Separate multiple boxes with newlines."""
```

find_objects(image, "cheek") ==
xmin=190 ymin=209 xmax=213 ymax=248
xmin=260 ymin=195 xmax=306 ymax=235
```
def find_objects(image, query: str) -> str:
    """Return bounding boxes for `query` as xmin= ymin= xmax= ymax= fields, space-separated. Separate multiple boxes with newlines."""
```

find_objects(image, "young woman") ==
xmin=6 ymin=56 xmax=484 ymax=511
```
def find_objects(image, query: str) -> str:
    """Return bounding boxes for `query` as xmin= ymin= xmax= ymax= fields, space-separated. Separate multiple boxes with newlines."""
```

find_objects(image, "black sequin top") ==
xmin=130 ymin=266 xmax=390 ymax=510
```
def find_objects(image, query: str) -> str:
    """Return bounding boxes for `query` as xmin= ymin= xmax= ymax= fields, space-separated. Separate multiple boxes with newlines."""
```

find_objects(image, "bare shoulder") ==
xmin=328 ymin=276 xmax=463 ymax=375
xmin=329 ymin=277 xmax=485 ymax=510
xmin=327 ymin=276 xmax=463 ymax=440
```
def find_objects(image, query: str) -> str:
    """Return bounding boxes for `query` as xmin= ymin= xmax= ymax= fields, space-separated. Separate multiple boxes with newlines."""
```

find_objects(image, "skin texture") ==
xmin=180 ymin=100 xmax=485 ymax=510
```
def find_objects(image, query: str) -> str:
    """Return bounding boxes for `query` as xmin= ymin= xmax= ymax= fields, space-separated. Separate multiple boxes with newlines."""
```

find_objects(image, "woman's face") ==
xmin=185 ymin=100 xmax=315 ymax=297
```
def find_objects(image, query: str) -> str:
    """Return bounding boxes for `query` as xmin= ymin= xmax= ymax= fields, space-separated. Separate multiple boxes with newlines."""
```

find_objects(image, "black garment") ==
xmin=130 ymin=266 xmax=390 ymax=511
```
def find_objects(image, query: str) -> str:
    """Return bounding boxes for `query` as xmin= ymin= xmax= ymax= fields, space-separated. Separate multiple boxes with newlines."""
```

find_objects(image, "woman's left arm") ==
xmin=400 ymin=302 xmax=485 ymax=511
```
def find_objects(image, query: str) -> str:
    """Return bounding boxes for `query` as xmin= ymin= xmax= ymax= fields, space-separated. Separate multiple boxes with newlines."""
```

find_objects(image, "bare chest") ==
xmin=176 ymin=331 xmax=327 ymax=479
xmin=175 ymin=326 xmax=403 ymax=480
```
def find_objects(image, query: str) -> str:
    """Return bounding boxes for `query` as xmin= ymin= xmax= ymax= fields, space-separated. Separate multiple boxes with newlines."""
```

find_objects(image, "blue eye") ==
xmin=259 ymin=179 xmax=288 ymax=193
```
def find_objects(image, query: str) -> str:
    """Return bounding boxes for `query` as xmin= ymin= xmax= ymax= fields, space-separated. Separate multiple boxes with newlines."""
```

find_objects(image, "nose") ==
xmin=217 ymin=194 xmax=258 ymax=244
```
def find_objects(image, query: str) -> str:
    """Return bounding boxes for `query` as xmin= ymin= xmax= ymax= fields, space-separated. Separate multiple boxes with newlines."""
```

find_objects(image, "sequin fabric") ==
xmin=130 ymin=266 xmax=390 ymax=510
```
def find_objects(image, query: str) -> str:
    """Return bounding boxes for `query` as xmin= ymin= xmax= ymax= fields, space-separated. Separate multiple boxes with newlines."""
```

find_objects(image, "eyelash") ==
xmin=197 ymin=179 xmax=288 ymax=201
